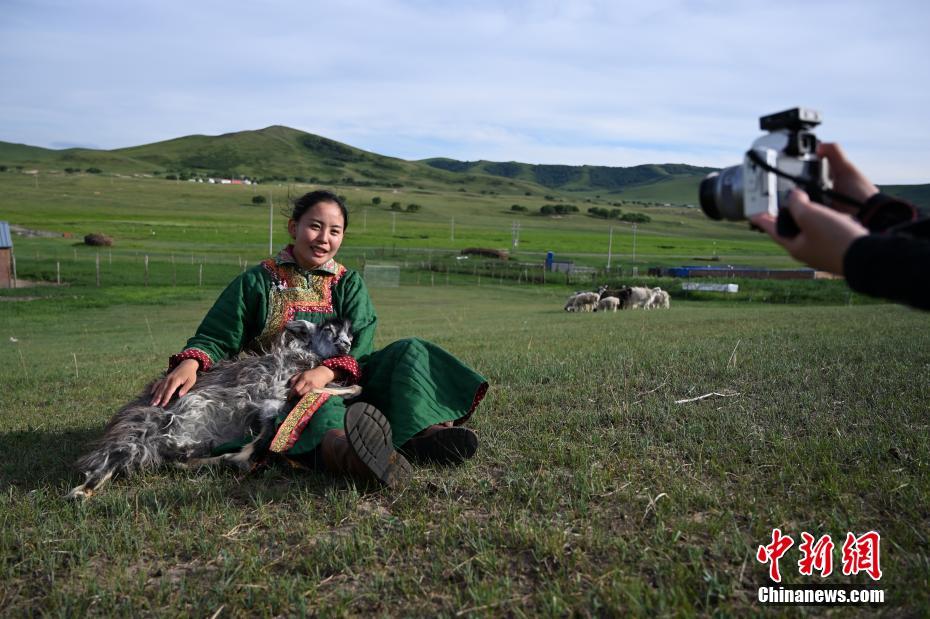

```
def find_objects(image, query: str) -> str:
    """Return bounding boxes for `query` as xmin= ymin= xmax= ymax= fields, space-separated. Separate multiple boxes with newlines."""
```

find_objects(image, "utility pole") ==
xmin=632 ymin=223 xmax=638 ymax=264
xmin=392 ymin=211 xmax=396 ymax=235
xmin=268 ymin=192 xmax=274 ymax=255
xmin=606 ymin=226 xmax=614 ymax=270
xmin=511 ymin=221 xmax=520 ymax=249
xmin=633 ymin=223 xmax=636 ymax=262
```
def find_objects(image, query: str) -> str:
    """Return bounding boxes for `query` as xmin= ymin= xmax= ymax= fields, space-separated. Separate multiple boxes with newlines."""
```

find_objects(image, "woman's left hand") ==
xmin=289 ymin=365 xmax=337 ymax=398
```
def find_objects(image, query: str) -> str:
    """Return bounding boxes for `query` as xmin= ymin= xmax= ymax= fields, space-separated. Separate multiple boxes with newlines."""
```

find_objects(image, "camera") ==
xmin=699 ymin=107 xmax=832 ymax=236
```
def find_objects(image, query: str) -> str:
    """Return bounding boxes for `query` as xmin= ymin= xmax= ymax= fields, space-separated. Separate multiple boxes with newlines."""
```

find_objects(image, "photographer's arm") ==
xmin=844 ymin=234 xmax=930 ymax=310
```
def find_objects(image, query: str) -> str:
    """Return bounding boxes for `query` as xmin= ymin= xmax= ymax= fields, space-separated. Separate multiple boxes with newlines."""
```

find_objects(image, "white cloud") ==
xmin=1 ymin=0 xmax=929 ymax=182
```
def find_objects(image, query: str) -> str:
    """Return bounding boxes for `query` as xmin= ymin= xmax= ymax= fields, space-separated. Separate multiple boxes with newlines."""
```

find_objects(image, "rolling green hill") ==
xmin=2 ymin=126 xmax=928 ymax=207
xmin=422 ymin=157 xmax=717 ymax=197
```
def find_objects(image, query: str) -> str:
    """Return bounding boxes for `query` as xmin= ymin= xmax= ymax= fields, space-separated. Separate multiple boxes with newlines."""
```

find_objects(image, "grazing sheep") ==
xmin=596 ymin=296 xmax=620 ymax=312
xmin=563 ymin=292 xmax=583 ymax=312
xmin=563 ymin=285 xmax=608 ymax=312
xmin=648 ymin=288 xmax=671 ymax=309
xmin=621 ymin=286 xmax=654 ymax=309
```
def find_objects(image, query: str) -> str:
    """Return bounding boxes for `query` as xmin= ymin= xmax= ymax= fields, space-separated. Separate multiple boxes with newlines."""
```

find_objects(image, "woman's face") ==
xmin=287 ymin=200 xmax=345 ymax=269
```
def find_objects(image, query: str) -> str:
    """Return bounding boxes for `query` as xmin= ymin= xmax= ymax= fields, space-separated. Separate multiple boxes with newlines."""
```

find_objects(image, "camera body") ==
xmin=700 ymin=108 xmax=832 ymax=225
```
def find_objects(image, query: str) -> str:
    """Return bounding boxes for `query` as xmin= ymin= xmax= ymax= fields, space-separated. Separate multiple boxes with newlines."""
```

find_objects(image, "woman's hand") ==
xmin=150 ymin=358 xmax=199 ymax=407
xmin=289 ymin=365 xmax=337 ymax=398
xmin=751 ymin=189 xmax=869 ymax=275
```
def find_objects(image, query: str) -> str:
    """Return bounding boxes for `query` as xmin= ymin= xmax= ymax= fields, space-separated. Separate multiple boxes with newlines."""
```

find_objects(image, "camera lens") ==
xmin=699 ymin=174 xmax=722 ymax=220
xmin=699 ymin=166 xmax=744 ymax=221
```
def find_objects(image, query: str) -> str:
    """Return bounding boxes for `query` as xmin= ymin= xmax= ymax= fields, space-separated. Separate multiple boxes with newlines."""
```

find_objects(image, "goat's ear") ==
xmin=284 ymin=320 xmax=316 ymax=341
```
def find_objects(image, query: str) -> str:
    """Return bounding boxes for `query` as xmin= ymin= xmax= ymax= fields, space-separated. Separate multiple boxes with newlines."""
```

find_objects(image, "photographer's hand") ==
xmin=818 ymin=142 xmax=879 ymax=212
xmin=751 ymin=189 xmax=869 ymax=275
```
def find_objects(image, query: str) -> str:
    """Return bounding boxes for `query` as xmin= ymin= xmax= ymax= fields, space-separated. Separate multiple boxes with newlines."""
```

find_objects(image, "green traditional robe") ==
xmin=169 ymin=246 xmax=488 ymax=455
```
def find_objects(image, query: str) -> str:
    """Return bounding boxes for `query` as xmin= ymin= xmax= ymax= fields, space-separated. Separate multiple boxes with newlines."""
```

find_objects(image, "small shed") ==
xmin=0 ymin=221 xmax=13 ymax=288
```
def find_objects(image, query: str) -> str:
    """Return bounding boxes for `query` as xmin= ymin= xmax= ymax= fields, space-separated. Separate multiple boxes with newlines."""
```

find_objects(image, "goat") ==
xmin=68 ymin=318 xmax=359 ymax=499
xmin=596 ymin=296 xmax=620 ymax=312
xmin=620 ymin=286 xmax=654 ymax=309
xmin=648 ymin=288 xmax=671 ymax=309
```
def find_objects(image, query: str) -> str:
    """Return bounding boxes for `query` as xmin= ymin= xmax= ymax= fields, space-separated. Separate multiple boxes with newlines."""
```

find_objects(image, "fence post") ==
xmin=144 ymin=255 xmax=149 ymax=286
xmin=56 ymin=261 xmax=61 ymax=285
xmin=199 ymin=263 xmax=203 ymax=287
xmin=95 ymin=253 xmax=100 ymax=287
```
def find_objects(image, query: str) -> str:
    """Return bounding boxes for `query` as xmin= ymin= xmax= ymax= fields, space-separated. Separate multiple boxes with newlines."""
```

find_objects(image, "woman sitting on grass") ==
xmin=149 ymin=190 xmax=488 ymax=486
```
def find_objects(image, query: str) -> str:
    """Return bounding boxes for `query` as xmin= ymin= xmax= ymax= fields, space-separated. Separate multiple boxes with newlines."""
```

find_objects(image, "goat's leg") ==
xmin=68 ymin=406 xmax=180 ymax=500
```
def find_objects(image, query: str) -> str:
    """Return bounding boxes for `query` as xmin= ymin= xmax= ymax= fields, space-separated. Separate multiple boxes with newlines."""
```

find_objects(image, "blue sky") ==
xmin=2 ymin=0 xmax=929 ymax=183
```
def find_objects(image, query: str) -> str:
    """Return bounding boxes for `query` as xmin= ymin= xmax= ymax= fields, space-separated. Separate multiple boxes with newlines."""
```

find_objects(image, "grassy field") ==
xmin=1 ymin=158 xmax=926 ymax=615
xmin=1 ymin=169 xmax=800 ymax=275
xmin=1 ymin=281 xmax=928 ymax=616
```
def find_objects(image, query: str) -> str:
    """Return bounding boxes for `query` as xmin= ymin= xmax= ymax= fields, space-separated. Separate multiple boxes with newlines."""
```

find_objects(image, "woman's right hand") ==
xmin=150 ymin=358 xmax=199 ymax=407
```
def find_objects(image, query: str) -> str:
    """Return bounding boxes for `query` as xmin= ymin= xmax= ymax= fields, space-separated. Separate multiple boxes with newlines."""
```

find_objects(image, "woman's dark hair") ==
xmin=290 ymin=190 xmax=348 ymax=229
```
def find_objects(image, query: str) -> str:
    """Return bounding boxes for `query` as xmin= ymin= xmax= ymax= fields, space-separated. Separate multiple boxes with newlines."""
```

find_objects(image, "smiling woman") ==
xmin=147 ymin=189 xmax=488 ymax=487
xmin=287 ymin=193 xmax=346 ymax=269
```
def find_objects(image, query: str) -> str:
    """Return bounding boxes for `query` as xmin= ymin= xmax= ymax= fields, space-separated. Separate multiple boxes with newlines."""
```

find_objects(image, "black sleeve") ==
xmin=844 ymin=234 xmax=930 ymax=310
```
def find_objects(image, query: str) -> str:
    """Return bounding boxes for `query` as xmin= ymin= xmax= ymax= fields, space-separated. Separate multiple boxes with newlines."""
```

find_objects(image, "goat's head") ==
xmin=284 ymin=319 xmax=317 ymax=344
xmin=284 ymin=318 xmax=354 ymax=358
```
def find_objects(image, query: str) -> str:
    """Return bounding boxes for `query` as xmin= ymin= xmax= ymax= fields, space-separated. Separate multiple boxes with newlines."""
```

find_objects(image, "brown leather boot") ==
xmin=320 ymin=403 xmax=411 ymax=487
xmin=400 ymin=424 xmax=478 ymax=465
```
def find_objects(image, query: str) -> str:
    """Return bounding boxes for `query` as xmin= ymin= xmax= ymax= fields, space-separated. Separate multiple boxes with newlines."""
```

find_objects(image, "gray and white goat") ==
xmin=68 ymin=318 xmax=359 ymax=499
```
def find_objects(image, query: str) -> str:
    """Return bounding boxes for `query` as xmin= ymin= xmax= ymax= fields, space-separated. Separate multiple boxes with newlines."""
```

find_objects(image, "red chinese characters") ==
xmin=798 ymin=532 xmax=834 ymax=577
xmin=757 ymin=528 xmax=795 ymax=582
xmin=841 ymin=531 xmax=883 ymax=581
xmin=757 ymin=529 xmax=883 ymax=582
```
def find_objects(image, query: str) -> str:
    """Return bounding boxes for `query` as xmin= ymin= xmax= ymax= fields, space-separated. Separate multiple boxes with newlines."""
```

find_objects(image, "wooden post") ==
xmin=95 ymin=253 xmax=100 ymax=287
xmin=11 ymin=254 xmax=17 ymax=288
xmin=144 ymin=255 xmax=149 ymax=286
xmin=199 ymin=263 xmax=203 ymax=287
xmin=56 ymin=261 xmax=61 ymax=285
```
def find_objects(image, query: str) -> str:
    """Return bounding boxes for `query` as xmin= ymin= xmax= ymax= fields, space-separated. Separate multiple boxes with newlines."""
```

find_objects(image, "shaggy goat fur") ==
xmin=68 ymin=318 xmax=359 ymax=499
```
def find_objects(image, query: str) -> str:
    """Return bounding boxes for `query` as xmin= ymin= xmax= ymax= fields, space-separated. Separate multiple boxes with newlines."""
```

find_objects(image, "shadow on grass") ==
xmin=0 ymin=428 xmax=102 ymax=491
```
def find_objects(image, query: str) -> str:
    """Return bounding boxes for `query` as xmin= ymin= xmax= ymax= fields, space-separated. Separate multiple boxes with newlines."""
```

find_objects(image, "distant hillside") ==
xmin=0 ymin=126 xmax=523 ymax=194
xmin=422 ymin=158 xmax=717 ymax=194
xmin=2 ymin=126 xmax=928 ymax=207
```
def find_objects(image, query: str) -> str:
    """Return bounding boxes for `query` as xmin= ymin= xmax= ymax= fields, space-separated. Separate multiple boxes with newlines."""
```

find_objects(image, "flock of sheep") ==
xmin=563 ymin=284 xmax=671 ymax=312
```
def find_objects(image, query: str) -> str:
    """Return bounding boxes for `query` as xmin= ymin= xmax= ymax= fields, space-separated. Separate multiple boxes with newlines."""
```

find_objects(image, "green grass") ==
xmin=1 ymin=283 xmax=927 ymax=616
xmin=0 ymin=152 xmax=924 ymax=615
xmin=0 ymin=170 xmax=801 ymax=278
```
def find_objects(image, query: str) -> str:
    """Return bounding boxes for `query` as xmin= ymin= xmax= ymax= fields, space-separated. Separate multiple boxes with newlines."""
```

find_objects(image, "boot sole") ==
xmin=345 ymin=403 xmax=412 ymax=488
xmin=401 ymin=426 xmax=478 ymax=465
